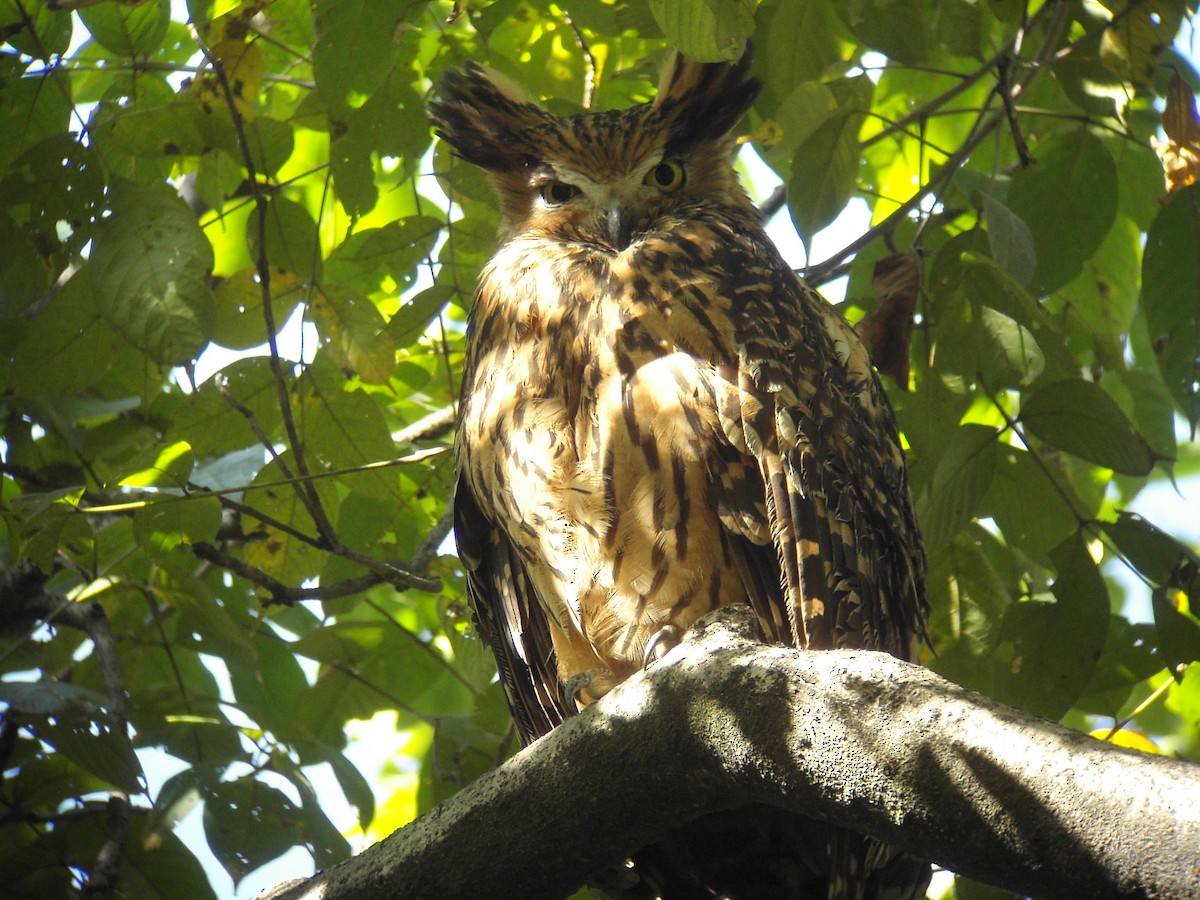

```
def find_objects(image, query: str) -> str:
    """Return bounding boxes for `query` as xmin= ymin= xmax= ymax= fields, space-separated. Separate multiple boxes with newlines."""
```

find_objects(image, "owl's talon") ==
xmin=643 ymin=625 xmax=681 ymax=669
xmin=564 ymin=669 xmax=596 ymax=703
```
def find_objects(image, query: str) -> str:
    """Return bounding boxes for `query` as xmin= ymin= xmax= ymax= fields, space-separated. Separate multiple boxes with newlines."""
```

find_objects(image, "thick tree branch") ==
xmin=263 ymin=607 xmax=1200 ymax=900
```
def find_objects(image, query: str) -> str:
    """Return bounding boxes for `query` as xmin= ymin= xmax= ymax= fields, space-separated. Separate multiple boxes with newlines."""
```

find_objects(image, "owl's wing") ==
xmin=454 ymin=477 xmax=568 ymax=744
xmin=713 ymin=225 xmax=927 ymax=659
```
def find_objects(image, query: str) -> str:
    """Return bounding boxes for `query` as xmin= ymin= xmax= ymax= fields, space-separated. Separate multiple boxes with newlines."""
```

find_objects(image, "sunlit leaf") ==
xmin=1089 ymin=728 xmax=1163 ymax=755
xmin=1099 ymin=0 xmax=1184 ymax=84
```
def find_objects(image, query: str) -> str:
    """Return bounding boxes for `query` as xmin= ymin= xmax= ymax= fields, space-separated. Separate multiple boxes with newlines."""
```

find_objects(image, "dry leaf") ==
xmin=1151 ymin=72 xmax=1200 ymax=197
xmin=854 ymin=250 xmax=920 ymax=391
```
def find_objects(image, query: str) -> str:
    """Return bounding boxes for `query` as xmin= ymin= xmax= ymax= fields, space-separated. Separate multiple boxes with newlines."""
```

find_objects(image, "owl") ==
xmin=432 ymin=48 xmax=930 ymax=900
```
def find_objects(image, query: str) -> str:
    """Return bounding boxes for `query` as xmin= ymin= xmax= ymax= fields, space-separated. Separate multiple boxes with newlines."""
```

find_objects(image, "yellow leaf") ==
xmin=191 ymin=38 xmax=264 ymax=121
xmin=1151 ymin=72 xmax=1200 ymax=197
xmin=1089 ymin=728 xmax=1164 ymax=755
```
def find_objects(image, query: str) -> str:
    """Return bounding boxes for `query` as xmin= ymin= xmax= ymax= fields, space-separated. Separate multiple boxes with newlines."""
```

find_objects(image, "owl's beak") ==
xmin=601 ymin=204 xmax=635 ymax=251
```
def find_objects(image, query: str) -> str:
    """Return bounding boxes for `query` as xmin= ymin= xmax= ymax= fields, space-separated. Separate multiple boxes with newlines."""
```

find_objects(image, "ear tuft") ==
xmin=653 ymin=44 xmax=761 ymax=150
xmin=428 ymin=63 xmax=550 ymax=171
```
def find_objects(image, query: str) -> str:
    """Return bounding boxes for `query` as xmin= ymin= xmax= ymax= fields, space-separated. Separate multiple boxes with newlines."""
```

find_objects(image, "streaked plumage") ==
xmin=433 ymin=48 xmax=930 ymax=899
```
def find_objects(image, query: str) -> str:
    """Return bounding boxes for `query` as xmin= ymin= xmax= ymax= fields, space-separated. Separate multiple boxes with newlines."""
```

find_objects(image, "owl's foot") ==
xmin=642 ymin=625 xmax=680 ymax=668
xmin=564 ymin=667 xmax=620 ymax=706
xmin=564 ymin=668 xmax=594 ymax=702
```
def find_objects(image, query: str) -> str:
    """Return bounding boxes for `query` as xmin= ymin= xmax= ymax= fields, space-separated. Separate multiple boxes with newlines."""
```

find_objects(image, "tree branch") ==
xmin=261 ymin=607 xmax=1200 ymax=900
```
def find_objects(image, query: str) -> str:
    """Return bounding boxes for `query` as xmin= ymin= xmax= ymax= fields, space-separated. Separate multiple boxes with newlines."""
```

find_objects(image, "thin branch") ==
xmin=215 ymin=374 xmax=291 ymax=474
xmin=193 ymin=29 xmax=338 ymax=548
xmin=394 ymin=405 xmax=456 ymax=447
xmin=563 ymin=11 xmax=597 ymax=108
xmin=409 ymin=503 xmax=455 ymax=576
xmin=807 ymin=0 xmax=1072 ymax=283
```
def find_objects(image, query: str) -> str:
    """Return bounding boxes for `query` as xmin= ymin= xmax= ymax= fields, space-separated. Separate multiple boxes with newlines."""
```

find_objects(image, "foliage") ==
xmin=1 ymin=0 xmax=1199 ymax=896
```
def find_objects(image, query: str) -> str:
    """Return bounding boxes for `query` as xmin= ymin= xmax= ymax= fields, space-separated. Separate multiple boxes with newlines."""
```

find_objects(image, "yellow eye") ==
xmin=645 ymin=159 xmax=686 ymax=192
xmin=539 ymin=181 xmax=579 ymax=206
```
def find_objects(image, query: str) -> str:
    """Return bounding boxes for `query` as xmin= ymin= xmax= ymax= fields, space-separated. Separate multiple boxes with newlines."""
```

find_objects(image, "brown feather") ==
xmin=437 ymin=45 xmax=930 ymax=899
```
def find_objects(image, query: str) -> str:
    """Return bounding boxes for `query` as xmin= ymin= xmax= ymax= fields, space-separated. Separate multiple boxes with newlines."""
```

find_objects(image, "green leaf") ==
xmin=985 ymin=445 xmax=1080 ymax=565
xmin=982 ymin=194 xmax=1036 ymax=286
xmin=89 ymin=179 xmax=215 ymax=365
xmin=297 ymin=374 xmax=398 ymax=500
xmin=310 ymin=288 xmax=395 ymax=385
xmin=241 ymin=453 xmax=336 ymax=584
xmin=761 ymin=81 xmax=837 ymax=167
xmin=312 ymin=0 xmax=401 ymax=111
xmin=386 ymin=284 xmax=456 ymax=347
xmin=7 ymin=275 xmax=118 ymax=398
xmin=1099 ymin=0 xmax=1184 ymax=83
xmin=329 ymin=750 xmax=375 ymax=830
xmin=121 ymin=817 xmax=218 ymax=900
xmin=228 ymin=631 xmax=311 ymax=740
xmin=203 ymin=777 xmax=304 ymax=886
xmin=36 ymin=713 xmax=145 ymax=794
xmin=836 ymin=0 xmax=930 ymax=64
xmin=1019 ymin=378 xmax=1157 ymax=476
xmin=247 ymin=195 xmax=322 ymax=282
xmin=926 ymin=525 xmax=1014 ymax=666
xmin=78 ymin=0 xmax=170 ymax=57
xmin=1141 ymin=183 xmax=1200 ymax=430
xmin=915 ymin=424 xmax=998 ymax=557
xmin=1078 ymin=616 xmax=1162 ymax=713
xmin=0 ymin=0 xmax=73 ymax=60
xmin=1058 ymin=215 xmax=1141 ymax=371
xmin=994 ymin=534 xmax=1110 ymax=718
xmin=0 ymin=681 xmax=108 ymax=715
xmin=326 ymin=216 xmax=444 ymax=296
xmin=763 ymin=0 xmax=841 ymax=90
xmin=0 ymin=71 xmax=73 ymax=177
xmin=133 ymin=496 xmax=222 ymax=554
xmin=1006 ymin=130 xmax=1118 ymax=296
xmin=1152 ymin=587 xmax=1200 ymax=673
xmin=787 ymin=78 xmax=871 ymax=247
xmin=166 ymin=356 xmax=283 ymax=459
xmin=648 ymin=0 xmax=755 ymax=61
xmin=978 ymin=306 xmax=1045 ymax=390
xmin=1104 ymin=511 xmax=1200 ymax=588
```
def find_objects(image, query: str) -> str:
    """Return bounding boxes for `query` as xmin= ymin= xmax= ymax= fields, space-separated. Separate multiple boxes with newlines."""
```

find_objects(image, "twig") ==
xmin=3 ymin=586 xmax=136 ymax=898
xmin=757 ymin=184 xmax=788 ymax=224
xmin=563 ymin=11 xmax=597 ymax=108
xmin=193 ymin=29 xmax=338 ymax=549
xmin=190 ymin=541 xmax=440 ymax=602
xmin=214 ymin=374 xmax=290 ymax=473
xmin=808 ymin=0 xmax=1072 ymax=283
xmin=395 ymin=405 xmax=456 ymax=446
xmin=410 ymin=503 xmax=456 ymax=575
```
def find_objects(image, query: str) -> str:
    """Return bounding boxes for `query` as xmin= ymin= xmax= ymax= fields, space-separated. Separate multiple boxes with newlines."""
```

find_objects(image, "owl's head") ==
xmin=429 ymin=50 xmax=761 ymax=248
